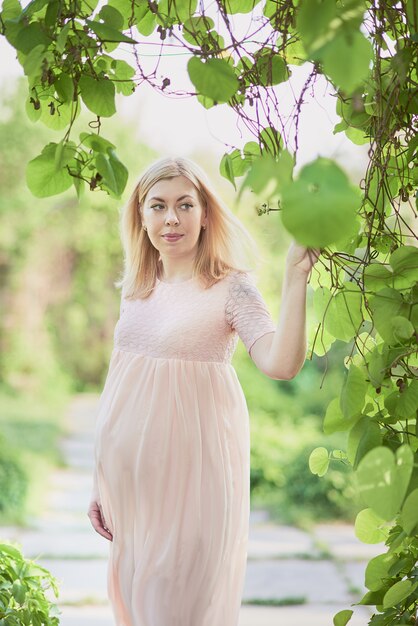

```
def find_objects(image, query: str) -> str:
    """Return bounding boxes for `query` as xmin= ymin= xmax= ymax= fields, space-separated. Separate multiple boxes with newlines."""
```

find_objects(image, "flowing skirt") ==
xmin=93 ymin=348 xmax=250 ymax=626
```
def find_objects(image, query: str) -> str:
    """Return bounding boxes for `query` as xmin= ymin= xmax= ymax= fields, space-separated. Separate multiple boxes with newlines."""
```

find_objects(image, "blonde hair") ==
xmin=115 ymin=156 xmax=261 ymax=299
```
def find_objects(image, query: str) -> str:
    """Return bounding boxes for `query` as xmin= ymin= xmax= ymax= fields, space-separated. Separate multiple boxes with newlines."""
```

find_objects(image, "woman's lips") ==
xmin=162 ymin=234 xmax=184 ymax=241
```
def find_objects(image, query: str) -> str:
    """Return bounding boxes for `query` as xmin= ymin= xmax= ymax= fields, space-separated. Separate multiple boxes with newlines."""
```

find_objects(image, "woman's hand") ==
xmin=88 ymin=499 xmax=113 ymax=541
xmin=285 ymin=240 xmax=321 ymax=277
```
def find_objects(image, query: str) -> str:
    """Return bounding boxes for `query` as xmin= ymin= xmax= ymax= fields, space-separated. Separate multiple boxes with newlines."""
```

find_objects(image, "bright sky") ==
xmin=0 ymin=5 xmax=369 ymax=181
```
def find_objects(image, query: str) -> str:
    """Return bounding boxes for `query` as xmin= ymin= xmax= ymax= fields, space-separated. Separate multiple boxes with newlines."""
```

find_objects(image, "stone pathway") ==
xmin=0 ymin=393 xmax=379 ymax=625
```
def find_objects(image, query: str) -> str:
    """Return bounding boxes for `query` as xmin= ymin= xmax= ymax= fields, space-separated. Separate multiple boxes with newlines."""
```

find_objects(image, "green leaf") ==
xmin=363 ymin=263 xmax=394 ymax=293
xmin=110 ymin=59 xmax=136 ymax=79
xmin=382 ymin=579 xmax=417 ymax=610
xmin=26 ymin=143 xmax=74 ymax=197
xmin=182 ymin=15 xmax=215 ymax=46
xmin=98 ymin=4 xmax=124 ymax=30
xmin=368 ymin=288 xmax=405 ymax=344
xmin=282 ymin=36 xmax=307 ymax=66
xmin=220 ymin=153 xmax=237 ymax=189
xmin=44 ymin=0 xmax=59 ymax=28
xmin=340 ymin=364 xmax=367 ymax=419
xmin=357 ymin=588 xmax=388 ymax=606
xmin=0 ymin=0 xmax=22 ymax=19
xmin=297 ymin=0 xmax=337 ymax=53
xmin=397 ymin=379 xmax=418 ymax=420
xmin=323 ymin=396 xmax=360 ymax=434
xmin=25 ymin=97 xmax=42 ymax=122
xmin=55 ymin=73 xmax=74 ymax=103
xmin=255 ymin=51 xmax=289 ymax=86
xmin=96 ymin=152 xmax=116 ymax=191
xmin=333 ymin=609 xmax=353 ymax=626
xmin=391 ymin=316 xmax=414 ymax=342
xmin=187 ymin=57 xmax=239 ymax=102
xmin=0 ymin=543 xmax=23 ymax=559
xmin=133 ymin=2 xmax=156 ymax=36
xmin=345 ymin=126 xmax=370 ymax=145
xmin=280 ymin=157 xmax=359 ymax=248
xmin=389 ymin=245 xmax=418 ymax=290
xmin=56 ymin=21 xmax=72 ymax=54
xmin=323 ymin=283 xmax=363 ymax=342
xmin=347 ymin=417 xmax=381 ymax=468
xmin=354 ymin=508 xmax=388 ymax=544
xmin=221 ymin=0 xmax=262 ymax=13
xmin=95 ymin=150 xmax=128 ymax=197
xmin=21 ymin=0 xmax=50 ymax=18
xmin=259 ymin=125 xmax=283 ymax=153
xmin=400 ymin=488 xmax=418 ymax=536
xmin=85 ymin=18 xmax=138 ymax=43
xmin=38 ymin=97 xmax=79 ymax=131
xmin=355 ymin=445 xmax=413 ymax=520
xmin=308 ymin=446 xmax=329 ymax=476
xmin=238 ymin=151 xmax=294 ymax=201
xmin=314 ymin=31 xmax=373 ymax=93
xmin=107 ymin=0 xmax=138 ymax=29
xmin=156 ymin=0 xmax=199 ymax=23
xmin=22 ymin=44 xmax=50 ymax=79
xmin=79 ymin=75 xmax=116 ymax=117
xmin=12 ymin=579 xmax=26 ymax=604
xmin=365 ymin=553 xmax=396 ymax=591
xmin=14 ymin=22 xmax=50 ymax=54
xmin=309 ymin=321 xmax=336 ymax=356
xmin=80 ymin=132 xmax=116 ymax=153
xmin=108 ymin=150 xmax=128 ymax=195
xmin=366 ymin=346 xmax=387 ymax=388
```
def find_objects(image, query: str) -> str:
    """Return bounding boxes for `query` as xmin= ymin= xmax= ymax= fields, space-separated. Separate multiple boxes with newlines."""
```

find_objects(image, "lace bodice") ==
xmin=113 ymin=270 xmax=276 ymax=363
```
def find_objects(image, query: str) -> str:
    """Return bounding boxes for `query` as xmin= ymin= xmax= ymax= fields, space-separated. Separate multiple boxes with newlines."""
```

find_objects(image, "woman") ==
xmin=88 ymin=156 xmax=320 ymax=626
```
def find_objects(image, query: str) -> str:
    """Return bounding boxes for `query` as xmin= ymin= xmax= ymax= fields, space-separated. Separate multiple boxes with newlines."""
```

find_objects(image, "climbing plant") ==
xmin=0 ymin=0 xmax=417 ymax=624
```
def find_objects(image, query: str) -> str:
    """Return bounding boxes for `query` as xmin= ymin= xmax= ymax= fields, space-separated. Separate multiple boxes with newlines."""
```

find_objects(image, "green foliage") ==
xmin=1 ymin=0 xmax=137 ymax=198
xmin=280 ymin=158 xmax=360 ymax=248
xmin=0 ymin=390 xmax=68 ymax=523
xmin=287 ymin=442 xmax=355 ymax=520
xmin=0 ymin=542 xmax=60 ymax=624
xmin=187 ymin=57 xmax=239 ymax=102
xmin=0 ymin=436 xmax=27 ymax=517
xmin=1 ymin=1 xmax=417 ymax=623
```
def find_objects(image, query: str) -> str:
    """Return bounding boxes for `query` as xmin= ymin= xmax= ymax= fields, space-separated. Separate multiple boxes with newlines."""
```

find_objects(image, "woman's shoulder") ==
xmin=224 ymin=268 xmax=258 ymax=289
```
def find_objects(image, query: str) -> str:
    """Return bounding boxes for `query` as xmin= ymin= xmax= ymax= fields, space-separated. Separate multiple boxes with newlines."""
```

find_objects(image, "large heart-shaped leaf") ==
xmin=355 ymin=445 xmax=413 ymax=520
xmin=187 ymin=56 xmax=239 ymax=102
xmin=280 ymin=158 xmax=359 ymax=247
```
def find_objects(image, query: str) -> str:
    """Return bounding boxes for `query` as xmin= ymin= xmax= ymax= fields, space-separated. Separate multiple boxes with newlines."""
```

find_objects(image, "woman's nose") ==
xmin=166 ymin=209 xmax=179 ymax=224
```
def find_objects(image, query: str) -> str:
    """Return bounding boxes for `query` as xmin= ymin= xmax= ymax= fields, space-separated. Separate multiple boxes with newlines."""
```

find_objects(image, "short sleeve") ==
xmin=225 ymin=271 xmax=276 ymax=355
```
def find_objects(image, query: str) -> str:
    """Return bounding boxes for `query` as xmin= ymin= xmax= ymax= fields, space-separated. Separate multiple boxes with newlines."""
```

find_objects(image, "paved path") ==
xmin=1 ymin=393 xmax=379 ymax=625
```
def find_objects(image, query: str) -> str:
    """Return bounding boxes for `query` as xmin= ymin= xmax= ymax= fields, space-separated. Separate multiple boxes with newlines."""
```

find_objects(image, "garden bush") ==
xmin=0 ymin=542 xmax=60 ymax=625
xmin=0 ymin=436 xmax=28 ymax=518
xmin=282 ymin=442 xmax=358 ymax=522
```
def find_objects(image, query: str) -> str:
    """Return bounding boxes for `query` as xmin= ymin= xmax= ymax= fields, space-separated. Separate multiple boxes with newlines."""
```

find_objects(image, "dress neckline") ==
xmin=156 ymin=275 xmax=197 ymax=286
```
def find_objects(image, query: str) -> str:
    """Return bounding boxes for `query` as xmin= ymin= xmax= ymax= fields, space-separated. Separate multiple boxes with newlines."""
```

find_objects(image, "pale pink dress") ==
xmin=92 ymin=269 xmax=276 ymax=626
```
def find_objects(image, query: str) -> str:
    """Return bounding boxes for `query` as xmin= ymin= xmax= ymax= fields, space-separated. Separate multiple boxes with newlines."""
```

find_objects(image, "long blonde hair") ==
xmin=115 ymin=156 xmax=261 ymax=299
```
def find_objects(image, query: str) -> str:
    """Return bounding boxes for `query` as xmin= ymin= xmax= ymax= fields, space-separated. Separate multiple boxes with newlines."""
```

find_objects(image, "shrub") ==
xmin=0 ymin=437 xmax=28 ymax=517
xmin=282 ymin=442 xmax=358 ymax=521
xmin=0 ymin=542 xmax=60 ymax=625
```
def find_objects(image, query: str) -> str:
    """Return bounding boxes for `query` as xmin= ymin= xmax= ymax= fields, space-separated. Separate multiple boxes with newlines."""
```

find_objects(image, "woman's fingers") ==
xmin=88 ymin=500 xmax=113 ymax=541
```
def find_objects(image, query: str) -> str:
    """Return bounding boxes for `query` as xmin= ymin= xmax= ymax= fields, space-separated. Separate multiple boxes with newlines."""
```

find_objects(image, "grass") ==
xmin=243 ymin=596 xmax=307 ymax=606
xmin=0 ymin=388 xmax=69 ymax=525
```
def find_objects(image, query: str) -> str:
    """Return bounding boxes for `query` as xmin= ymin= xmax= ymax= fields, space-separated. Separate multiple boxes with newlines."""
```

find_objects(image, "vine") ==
xmin=0 ymin=0 xmax=417 ymax=623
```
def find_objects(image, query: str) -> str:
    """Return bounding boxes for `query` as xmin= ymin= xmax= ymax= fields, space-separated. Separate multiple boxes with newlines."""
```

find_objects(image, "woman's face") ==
xmin=141 ymin=175 xmax=207 ymax=259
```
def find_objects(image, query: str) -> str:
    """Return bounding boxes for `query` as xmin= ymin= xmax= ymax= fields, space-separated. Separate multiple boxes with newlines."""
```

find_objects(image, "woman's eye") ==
xmin=150 ymin=203 xmax=192 ymax=210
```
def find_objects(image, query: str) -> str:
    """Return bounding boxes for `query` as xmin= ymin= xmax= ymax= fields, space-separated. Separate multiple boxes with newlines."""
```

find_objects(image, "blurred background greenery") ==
xmin=0 ymin=79 xmax=360 ymax=528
